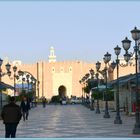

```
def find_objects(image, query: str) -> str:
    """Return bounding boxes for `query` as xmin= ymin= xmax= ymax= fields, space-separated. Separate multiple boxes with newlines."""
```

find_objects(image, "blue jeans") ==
xmin=5 ymin=123 xmax=18 ymax=138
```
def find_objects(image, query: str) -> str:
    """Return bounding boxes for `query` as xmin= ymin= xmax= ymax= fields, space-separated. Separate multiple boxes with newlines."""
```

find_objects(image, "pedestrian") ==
xmin=59 ymin=97 xmax=62 ymax=105
xmin=42 ymin=97 xmax=46 ymax=108
xmin=1 ymin=96 xmax=22 ymax=138
xmin=20 ymin=96 xmax=30 ymax=121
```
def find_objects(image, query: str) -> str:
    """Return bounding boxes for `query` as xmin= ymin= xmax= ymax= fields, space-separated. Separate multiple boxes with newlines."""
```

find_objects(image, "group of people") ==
xmin=1 ymin=96 xmax=31 ymax=138
xmin=1 ymin=95 xmax=48 ymax=138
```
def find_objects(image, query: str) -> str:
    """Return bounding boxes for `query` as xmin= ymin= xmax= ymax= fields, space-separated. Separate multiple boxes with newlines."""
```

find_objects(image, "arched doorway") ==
xmin=58 ymin=85 xmax=66 ymax=98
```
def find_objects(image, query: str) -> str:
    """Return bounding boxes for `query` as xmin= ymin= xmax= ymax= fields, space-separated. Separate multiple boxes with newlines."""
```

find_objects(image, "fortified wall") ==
xmin=1 ymin=47 xmax=135 ymax=99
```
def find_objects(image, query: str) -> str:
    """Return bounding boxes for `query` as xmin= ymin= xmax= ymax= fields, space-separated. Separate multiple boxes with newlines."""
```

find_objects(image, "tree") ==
xmin=105 ymin=89 xmax=114 ymax=101
xmin=91 ymin=89 xmax=103 ymax=100
xmin=91 ymin=88 xmax=114 ymax=101
xmin=83 ymin=85 xmax=90 ymax=94
xmin=84 ymin=79 xmax=98 ymax=94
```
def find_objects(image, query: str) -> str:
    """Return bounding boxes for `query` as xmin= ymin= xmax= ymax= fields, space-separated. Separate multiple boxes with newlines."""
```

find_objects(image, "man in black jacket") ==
xmin=20 ymin=96 xmax=30 ymax=121
xmin=1 ymin=96 xmax=22 ymax=138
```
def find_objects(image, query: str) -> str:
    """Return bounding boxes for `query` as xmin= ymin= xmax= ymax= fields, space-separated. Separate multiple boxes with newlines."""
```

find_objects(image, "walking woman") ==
xmin=20 ymin=96 xmax=30 ymax=121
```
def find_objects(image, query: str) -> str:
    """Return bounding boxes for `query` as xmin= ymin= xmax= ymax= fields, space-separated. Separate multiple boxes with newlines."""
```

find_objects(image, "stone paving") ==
xmin=0 ymin=104 xmax=139 ymax=138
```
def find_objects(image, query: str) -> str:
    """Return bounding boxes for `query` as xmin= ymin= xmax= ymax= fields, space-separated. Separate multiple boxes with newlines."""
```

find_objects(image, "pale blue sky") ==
xmin=0 ymin=1 xmax=140 ymax=63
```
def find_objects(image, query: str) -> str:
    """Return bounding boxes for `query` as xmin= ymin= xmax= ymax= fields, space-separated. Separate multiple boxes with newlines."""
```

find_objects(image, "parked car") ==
xmin=62 ymin=100 xmax=67 ymax=105
xmin=70 ymin=97 xmax=82 ymax=104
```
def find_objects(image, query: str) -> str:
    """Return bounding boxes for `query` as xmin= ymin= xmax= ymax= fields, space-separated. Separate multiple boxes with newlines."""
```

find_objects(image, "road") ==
xmin=0 ymin=104 xmax=138 ymax=138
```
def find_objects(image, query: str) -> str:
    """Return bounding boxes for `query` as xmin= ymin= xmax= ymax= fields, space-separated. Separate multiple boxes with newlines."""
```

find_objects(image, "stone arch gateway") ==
xmin=58 ymin=85 xmax=66 ymax=97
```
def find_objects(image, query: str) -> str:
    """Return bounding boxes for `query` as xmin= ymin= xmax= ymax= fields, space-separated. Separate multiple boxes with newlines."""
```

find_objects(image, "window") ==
xmin=52 ymin=67 xmax=55 ymax=72
xmin=69 ymin=66 xmax=72 ymax=72
xmin=60 ymin=67 xmax=64 ymax=72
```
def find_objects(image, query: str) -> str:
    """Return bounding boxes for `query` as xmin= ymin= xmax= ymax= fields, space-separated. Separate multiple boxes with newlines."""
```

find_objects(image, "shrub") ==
xmin=91 ymin=88 xmax=114 ymax=101
xmin=105 ymin=89 xmax=114 ymax=101
xmin=51 ymin=95 xmax=61 ymax=103
xmin=91 ymin=89 xmax=103 ymax=100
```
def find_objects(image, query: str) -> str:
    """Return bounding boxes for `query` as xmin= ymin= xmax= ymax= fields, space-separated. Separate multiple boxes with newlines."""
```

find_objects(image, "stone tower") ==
xmin=48 ymin=46 xmax=56 ymax=63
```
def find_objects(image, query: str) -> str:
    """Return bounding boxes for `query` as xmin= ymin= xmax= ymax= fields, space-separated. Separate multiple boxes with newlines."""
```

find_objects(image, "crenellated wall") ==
xmin=1 ymin=58 xmax=135 ymax=99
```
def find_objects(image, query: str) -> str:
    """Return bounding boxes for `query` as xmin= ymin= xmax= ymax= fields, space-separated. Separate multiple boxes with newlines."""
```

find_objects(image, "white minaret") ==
xmin=48 ymin=46 xmax=56 ymax=63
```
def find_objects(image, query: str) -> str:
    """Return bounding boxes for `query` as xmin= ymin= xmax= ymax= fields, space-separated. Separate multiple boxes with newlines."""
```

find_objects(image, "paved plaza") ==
xmin=0 ymin=104 xmax=139 ymax=138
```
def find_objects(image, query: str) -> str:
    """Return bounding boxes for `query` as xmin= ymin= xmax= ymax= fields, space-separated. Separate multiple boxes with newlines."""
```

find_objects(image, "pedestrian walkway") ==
xmin=0 ymin=104 xmax=139 ymax=138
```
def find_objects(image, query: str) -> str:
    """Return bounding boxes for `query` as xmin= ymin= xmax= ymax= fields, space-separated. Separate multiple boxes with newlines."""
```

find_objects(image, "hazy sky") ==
xmin=0 ymin=1 xmax=140 ymax=64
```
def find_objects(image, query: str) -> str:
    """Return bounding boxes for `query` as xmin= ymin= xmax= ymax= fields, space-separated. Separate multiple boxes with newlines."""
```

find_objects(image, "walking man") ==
xmin=42 ymin=97 xmax=47 ymax=108
xmin=1 ymin=96 xmax=22 ymax=138
xmin=20 ymin=96 xmax=30 ymax=121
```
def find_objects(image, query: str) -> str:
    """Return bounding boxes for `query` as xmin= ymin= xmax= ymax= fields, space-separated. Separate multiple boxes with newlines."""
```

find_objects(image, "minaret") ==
xmin=48 ymin=46 xmax=56 ymax=63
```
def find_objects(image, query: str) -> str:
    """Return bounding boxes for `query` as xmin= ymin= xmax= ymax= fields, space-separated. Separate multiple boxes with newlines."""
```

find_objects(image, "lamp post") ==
xmin=95 ymin=72 xmax=100 ymax=114
xmin=22 ymin=77 xmax=26 ymax=92
xmin=26 ymin=74 xmax=30 ymax=93
xmin=0 ymin=58 xmax=3 ymax=82
xmin=79 ymin=80 xmax=84 ymax=104
xmin=82 ymin=76 xmax=87 ymax=104
xmin=122 ymin=27 xmax=140 ymax=134
xmin=97 ymin=52 xmax=115 ymax=118
xmin=13 ymin=66 xmax=17 ymax=96
xmin=37 ymin=80 xmax=40 ymax=98
xmin=0 ymin=58 xmax=3 ymax=110
xmin=26 ymin=74 xmax=30 ymax=99
xmin=104 ymin=53 xmax=116 ymax=118
xmin=103 ymin=52 xmax=111 ymax=118
xmin=96 ymin=61 xmax=101 ymax=114
xmin=31 ymin=76 xmax=35 ymax=94
xmin=30 ymin=76 xmax=37 ymax=107
xmin=80 ymin=73 xmax=90 ymax=107
xmin=18 ymin=70 xmax=24 ymax=93
xmin=89 ymin=69 xmax=95 ymax=111
xmin=114 ymin=45 xmax=122 ymax=124
xmin=80 ymin=76 xmax=86 ymax=105
xmin=85 ymin=73 xmax=90 ymax=108
xmin=0 ymin=59 xmax=11 ymax=109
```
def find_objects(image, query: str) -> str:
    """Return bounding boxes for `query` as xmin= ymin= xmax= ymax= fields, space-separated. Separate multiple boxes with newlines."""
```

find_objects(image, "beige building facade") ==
xmin=1 ymin=47 xmax=136 ymax=99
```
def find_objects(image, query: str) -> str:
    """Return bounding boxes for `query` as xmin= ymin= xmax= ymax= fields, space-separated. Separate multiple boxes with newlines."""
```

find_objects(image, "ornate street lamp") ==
xmin=31 ymin=76 xmax=36 ymax=99
xmin=79 ymin=80 xmax=84 ymax=104
xmin=97 ymin=52 xmax=116 ymax=118
xmin=26 ymin=74 xmax=30 ymax=94
xmin=103 ymin=52 xmax=111 ymax=118
xmin=0 ymin=60 xmax=11 ymax=109
xmin=37 ymin=80 xmax=40 ymax=98
xmin=31 ymin=76 xmax=35 ymax=93
xmin=96 ymin=61 xmax=101 ymax=71
xmin=18 ymin=70 xmax=24 ymax=92
xmin=80 ymin=76 xmax=87 ymax=104
xmin=22 ymin=77 xmax=25 ymax=92
xmin=89 ymin=69 xmax=95 ymax=111
xmin=113 ymin=45 xmax=122 ymax=124
xmin=89 ymin=69 xmax=94 ymax=78
xmin=85 ymin=73 xmax=90 ymax=107
xmin=95 ymin=72 xmax=100 ymax=114
xmin=5 ymin=63 xmax=11 ymax=72
xmin=13 ymin=66 xmax=17 ymax=96
xmin=122 ymin=27 xmax=140 ymax=134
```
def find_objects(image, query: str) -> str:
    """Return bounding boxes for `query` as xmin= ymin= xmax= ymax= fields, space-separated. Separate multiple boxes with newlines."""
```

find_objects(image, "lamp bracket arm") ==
xmin=119 ymin=63 xmax=128 ymax=67
xmin=0 ymin=72 xmax=6 ymax=77
xmin=129 ymin=50 xmax=135 ymax=57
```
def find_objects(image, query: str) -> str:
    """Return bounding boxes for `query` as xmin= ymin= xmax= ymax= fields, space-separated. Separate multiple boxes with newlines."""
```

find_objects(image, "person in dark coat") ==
xmin=20 ymin=97 xmax=30 ymax=121
xmin=1 ymin=96 xmax=22 ymax=138
xmin=42 ymin=97 xmax=46 ymax=108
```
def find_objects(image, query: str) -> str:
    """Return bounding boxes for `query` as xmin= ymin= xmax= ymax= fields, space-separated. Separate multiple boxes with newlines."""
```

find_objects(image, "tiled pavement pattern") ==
xmin=0 ymin=104 xmax=139 ymax=138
